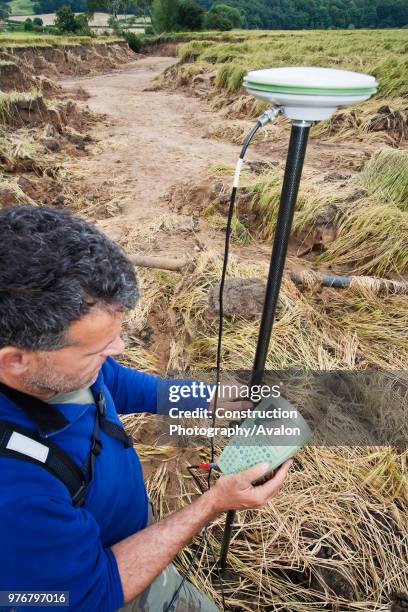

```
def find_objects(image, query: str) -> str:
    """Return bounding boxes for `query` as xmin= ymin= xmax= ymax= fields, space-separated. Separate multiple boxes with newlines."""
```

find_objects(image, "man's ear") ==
xmin=0 ymin=347 xmax=32 ymax=375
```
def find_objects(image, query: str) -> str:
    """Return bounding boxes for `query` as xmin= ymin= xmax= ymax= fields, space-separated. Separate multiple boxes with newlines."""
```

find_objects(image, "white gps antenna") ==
xmin=244 ymin=66 xmax=378 ymax=120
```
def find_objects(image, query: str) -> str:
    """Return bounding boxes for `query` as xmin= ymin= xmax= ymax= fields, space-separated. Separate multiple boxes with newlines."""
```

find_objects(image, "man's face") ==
xmin=22 ymin=307 xmax=126 ymax=395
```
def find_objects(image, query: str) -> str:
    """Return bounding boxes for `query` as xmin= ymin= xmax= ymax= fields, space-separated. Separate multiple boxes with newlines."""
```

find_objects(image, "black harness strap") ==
xmin=79 ymin=393 xmax=134 ymax=493
xmin=96 ymin=392 xmax=134 ymax=448
xmin=79 ymin=393 xmax=104 ymax=499
xmin=0 ymin=418 xmax=87 ymax=504
xmin=100 ymin=420 xmax=133 ymax=448
xmin=0 ymin=386 xmax=134 ymax=507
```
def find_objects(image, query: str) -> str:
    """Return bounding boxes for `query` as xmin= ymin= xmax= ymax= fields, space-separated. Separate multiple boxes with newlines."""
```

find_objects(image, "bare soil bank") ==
xmin=0 ymin=41 xmax=137 ymax=89
xmin=0 ymin=41 xmax=140 ymax=213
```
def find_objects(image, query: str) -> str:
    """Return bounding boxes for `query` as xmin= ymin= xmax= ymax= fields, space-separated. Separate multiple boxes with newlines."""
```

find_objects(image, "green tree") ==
xmin=134 ymin=0 xmax=152 ymax=22
xmin=33 ymin=16 xmax=44 ymax=25
xmin=178 ymin=0 xmax=203 ymax=30
xmin=151 ymin=0 xmax=179 ymax=31
xmin=87 ymin=0 xmax=129 ymax=20
xmin=55 ymin=5 xmax=77 ymax=31
xmin=24 ymin=17 xmax=34 ymax=30
xmin=315 ymin=3 xmax=331 ymax=27
xmin=0 ymin=2 xmax=11 ymax=19
xmin=87 ymin=0 xmax=408 ymax=29
xmin=123 ymin=30 xmax=142 ymax=50
xmin=74 ymin=12 xmax=92 ymax=33
xmin=377 ymin=0 xmax=408 ymax=26
xmin=212 ymin=2 xmax=242 ymax=27
xmin=203 ymin=10 xmax=232 ymax=29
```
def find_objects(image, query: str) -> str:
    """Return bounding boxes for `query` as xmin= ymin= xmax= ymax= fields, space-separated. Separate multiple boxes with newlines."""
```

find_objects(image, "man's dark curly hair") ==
xmin=0 ymin=205 xmax=139 ymax=350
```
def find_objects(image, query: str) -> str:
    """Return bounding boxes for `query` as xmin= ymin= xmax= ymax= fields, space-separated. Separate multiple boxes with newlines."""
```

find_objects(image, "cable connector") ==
xmin=257 ymin=106 xmax=281 ymax=126
xmin=191 ymin=462 xmax=218 ymax=470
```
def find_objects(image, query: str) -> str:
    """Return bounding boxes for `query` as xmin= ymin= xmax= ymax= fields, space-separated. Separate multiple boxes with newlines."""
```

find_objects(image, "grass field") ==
xmin=9 ymin=11 xmax=147 ymax=22
xmin=164 ymin=29 xmax=408 ymax=98
xmin=8 ymin=0 xmax=35 ymax=16
xmin=0 ymin=32 xmax=120 ymax=46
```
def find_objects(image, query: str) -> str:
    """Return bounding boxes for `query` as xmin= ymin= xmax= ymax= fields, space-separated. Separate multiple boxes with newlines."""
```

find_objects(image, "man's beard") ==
xmin=22 ymin=356 xmax=100 ymax=395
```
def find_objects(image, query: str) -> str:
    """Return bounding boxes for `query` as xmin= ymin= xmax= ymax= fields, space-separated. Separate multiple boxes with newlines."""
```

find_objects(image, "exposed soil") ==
xmin=0 ymin=43 xmax=141 ymax=217
xmin=60 ymin=57 xmax=245 ymax=254
xmin=0 ymin=41 xmax=136 ymax=80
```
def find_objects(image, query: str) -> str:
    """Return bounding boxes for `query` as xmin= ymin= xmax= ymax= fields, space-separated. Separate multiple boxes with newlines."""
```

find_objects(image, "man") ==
xmin=0 ymin=205 xmax=292 ymax=612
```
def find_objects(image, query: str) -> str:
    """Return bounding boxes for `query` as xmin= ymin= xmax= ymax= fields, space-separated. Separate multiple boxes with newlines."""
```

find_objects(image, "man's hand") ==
xmin=208 ymin=460 xmax=292 ymax=513
xmin=112 ymin=459 xmax=292 ymax=603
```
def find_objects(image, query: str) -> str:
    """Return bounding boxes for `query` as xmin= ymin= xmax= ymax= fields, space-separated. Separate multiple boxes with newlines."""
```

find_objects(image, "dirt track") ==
xmin=61 ymin=56 xmax=245 ymax=257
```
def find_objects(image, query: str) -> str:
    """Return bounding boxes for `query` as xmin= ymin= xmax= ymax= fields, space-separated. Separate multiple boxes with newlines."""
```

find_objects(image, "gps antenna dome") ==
xmin=244 ymin=66 xmax=378 ymax=121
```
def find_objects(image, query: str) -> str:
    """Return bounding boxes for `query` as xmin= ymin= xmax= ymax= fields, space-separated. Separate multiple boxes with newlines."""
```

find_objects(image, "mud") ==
xmin=207 ymin=278 xmax=267 ymax=319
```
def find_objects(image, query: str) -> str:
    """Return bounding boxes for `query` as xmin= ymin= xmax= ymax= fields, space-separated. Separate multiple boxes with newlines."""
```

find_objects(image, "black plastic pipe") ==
xmin=219 ymin=121 xmax=311 ymax=571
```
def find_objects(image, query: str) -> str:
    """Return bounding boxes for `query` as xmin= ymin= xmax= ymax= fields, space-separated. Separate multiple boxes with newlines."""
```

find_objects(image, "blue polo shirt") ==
xmin=0 ymin=357 xmax=212 ymax=612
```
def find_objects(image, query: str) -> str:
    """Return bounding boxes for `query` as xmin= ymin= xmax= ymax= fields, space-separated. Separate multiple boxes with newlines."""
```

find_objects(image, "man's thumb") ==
xmin=239 ymin=461 xmax=271 ymax=485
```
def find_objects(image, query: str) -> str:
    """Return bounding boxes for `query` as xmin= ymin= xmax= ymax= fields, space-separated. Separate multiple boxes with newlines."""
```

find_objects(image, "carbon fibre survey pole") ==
xmin=219 ymin=120 xmax=312 ymax=571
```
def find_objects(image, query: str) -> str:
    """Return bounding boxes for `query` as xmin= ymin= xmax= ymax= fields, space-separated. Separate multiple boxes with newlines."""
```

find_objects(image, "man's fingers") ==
xmin=254 ymin=459 xmax=293 ymax=499
xmin=214 ymin=459 xmax=293 ymax=512
xmin=238 ymin=461 xmax=271 ymax=486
